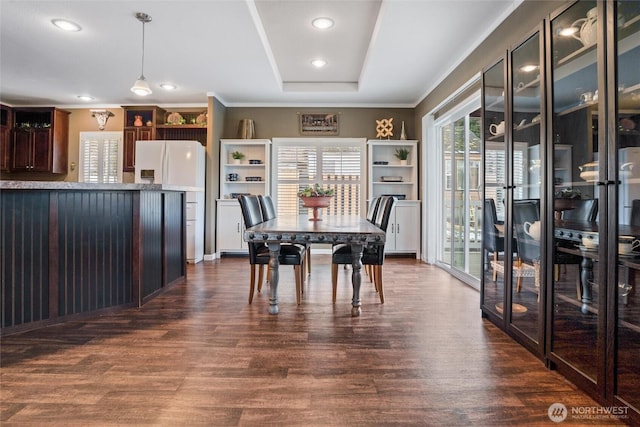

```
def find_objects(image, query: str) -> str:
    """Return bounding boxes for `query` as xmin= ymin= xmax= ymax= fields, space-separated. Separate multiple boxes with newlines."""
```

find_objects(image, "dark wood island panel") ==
xmin=0 ymin=182 xmax=188 ymax=335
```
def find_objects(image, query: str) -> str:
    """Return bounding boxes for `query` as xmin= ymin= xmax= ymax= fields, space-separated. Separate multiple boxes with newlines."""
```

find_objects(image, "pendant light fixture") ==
xmin=131 ymin=12 xmax=152 ymax=96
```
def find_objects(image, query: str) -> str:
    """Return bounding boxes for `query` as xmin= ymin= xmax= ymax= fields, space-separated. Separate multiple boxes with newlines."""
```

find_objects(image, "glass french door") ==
xmin=438 ymin=103 xmax=482 ymax=282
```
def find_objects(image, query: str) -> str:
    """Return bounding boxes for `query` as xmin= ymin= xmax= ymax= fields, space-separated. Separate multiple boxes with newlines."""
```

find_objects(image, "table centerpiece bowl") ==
xmin=298 ymin=184 xmax=334 ymax=221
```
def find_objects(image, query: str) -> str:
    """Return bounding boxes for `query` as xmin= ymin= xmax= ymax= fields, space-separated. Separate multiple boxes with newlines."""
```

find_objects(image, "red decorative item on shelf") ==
xmin=300 ymin=196 xmax=332 ymax=221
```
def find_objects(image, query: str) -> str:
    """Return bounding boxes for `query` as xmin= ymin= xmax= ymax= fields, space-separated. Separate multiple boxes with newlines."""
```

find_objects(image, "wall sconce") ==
xmin=91 ymin=110 xmax=114 ymax=130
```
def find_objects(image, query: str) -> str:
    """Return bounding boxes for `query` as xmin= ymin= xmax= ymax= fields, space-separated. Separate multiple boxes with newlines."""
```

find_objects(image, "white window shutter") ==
xmin=79 ymin=132 xmax=123 ymax=183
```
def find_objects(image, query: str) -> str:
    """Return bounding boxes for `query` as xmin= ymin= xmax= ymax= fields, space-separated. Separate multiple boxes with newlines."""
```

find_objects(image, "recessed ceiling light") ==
xmin=77 ymin=95 xmax=94 ymax=101
xmin=311 ymin=59 xmax=327 ymax=68
xmin=312 ymin=17 xmax=334 ymax=30
xmin=160 ymin=83 xmax=177 ymax=90
xmin=520 ymin=64 xmax=539 ymax=73
xmin=52 ymin=19 xmax=81 ymax=32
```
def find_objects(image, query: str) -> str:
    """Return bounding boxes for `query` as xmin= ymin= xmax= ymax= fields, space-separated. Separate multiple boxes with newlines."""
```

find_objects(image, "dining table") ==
xmin=243 ymin=215 xmax=386 ymax=316
xmin=555 ymin=219 xmax=640 ymax=313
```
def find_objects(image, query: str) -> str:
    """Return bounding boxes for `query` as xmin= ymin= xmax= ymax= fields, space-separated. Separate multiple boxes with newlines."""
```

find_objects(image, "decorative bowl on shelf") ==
xmin=167 ymin=112 xmax=183 ymax=125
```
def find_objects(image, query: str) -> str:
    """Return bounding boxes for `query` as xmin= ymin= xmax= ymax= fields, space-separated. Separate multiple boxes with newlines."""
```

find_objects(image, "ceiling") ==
xmin=0 ymin=0 xmax=522 ymax=109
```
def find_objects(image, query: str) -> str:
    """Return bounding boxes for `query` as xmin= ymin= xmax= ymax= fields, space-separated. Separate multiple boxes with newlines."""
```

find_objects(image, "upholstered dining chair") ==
xmin=331 ymin=196 xmax=397 ymax=304
xmin=258 ymin=194 xmax=311 ymax=278
xmin=512 ymin=200 xmax=541 ymax=293
xmin=237 ymin=195 xmax=306 ymax=305
xmin=363 ymin=197 xmax=382 ymax=279
xmin=483 ymin=199 xmax=507 ymax=282
xmin=561 ymin=198 xmax=598 ymax=222
xmin=629 ymin=199 xmax=640 ymax=226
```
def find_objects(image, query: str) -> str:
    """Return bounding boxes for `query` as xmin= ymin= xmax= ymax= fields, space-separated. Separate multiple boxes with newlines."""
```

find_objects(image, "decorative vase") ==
xmin=133 ymin=115 xmax=143 ymax=127
xmin=400 ymin=121 xmax=408 ymax=140
xmin=300 ymin=196 xmax=332 ymax=221
xmin=400 ymin=159 xmax=408 ymax=166
xmin=233 ymin=159 xmax=241 ymax=165
xmin=237 ymin=119 xmax=255 ymax=139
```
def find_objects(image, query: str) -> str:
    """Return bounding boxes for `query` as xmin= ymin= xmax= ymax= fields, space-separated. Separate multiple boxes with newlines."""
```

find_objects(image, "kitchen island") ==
xmin=0 ymin=181 xmax=195 ymax=335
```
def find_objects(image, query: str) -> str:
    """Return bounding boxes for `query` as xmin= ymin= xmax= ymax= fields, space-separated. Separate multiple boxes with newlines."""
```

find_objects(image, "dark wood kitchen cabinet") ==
xmin=10 ymin=107 xmax=69 ymax=174
xmin=121 ymin=106 xmax=165 ymax=172
xmin=0 ymin=105 xmax=11 ymax=173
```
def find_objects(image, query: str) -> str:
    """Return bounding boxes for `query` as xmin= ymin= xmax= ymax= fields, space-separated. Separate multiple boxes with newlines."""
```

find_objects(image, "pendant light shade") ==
xmin=131 ymin=77 xmax=151 ymax=96
xmin=131 ymin=12 xmax=152 ymax=96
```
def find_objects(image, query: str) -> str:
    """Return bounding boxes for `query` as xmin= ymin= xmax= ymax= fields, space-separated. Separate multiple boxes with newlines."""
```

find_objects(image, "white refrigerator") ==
xmin=134 ymin=140 xmax=206 ymax=264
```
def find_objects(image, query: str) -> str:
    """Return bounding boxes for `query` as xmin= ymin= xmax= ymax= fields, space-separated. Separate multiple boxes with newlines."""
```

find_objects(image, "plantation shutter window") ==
xmin=272 ymin=138 xmax=366 ymax=218
xmin=79 ymin=132 xmax=123 ymax=183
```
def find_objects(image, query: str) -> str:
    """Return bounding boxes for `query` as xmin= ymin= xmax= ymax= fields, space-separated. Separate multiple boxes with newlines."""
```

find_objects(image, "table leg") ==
xmin=350 ymin=243 xmax=364 ymax=317
xmin=580 ymin=256 xmax=593 ymax=314
xmin=267 ymin=242 xmax=281 ymax=315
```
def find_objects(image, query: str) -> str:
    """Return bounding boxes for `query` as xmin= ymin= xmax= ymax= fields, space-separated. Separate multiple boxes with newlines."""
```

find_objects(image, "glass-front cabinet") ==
xmin=549 ymin=0 xmax=603 ymax=393
xmin=482 ymin=0 xmax=640 ymax=421
xmin=550 ymin=0 xmax=640 ymax=413
xmin=482 ymin=27 xmax=545 ymax=356
xmin=481 ymin=58 xmax=508 ymax=323
xmin=510 ymin=29 xmax=544 ymax=348
xmin=613 ymin=0 xmax=640 ymax=415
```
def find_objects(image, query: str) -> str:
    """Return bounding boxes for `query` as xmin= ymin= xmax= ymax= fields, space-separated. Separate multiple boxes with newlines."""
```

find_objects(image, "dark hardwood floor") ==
xmin=0 ymin=255 xmax=626 ymax=426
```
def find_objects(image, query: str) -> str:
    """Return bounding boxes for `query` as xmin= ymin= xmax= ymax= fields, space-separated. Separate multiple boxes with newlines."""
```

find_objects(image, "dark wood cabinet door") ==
xmin=0 ymin=126 xmax=9 ymax=173
xmin=123 ymin=127 xmax=153 ymax=172
xmin=31 ymin=129 xmax=52 ymax=172
xmin=11 ymin=129 xmax=32 ymax=171
xmin=123 ymin=128 xmax=137 ymax=172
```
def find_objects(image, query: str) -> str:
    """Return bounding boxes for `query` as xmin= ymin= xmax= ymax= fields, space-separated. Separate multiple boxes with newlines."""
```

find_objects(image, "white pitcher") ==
xmin=571 ymin=7 xmax=597 ymax=47
xmin=524 ymin=221 xmax=540 ymax=241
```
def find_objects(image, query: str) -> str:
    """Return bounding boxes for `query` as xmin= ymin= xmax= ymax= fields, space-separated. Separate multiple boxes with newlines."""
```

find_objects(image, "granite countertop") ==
xmin=0 ymin=180 xmax=203 ymax=192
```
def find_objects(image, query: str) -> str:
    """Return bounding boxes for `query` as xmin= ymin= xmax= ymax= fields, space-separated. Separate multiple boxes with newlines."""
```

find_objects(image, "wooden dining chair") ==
xmin=331 ymin=196 xmax=396 ymax=303
xmin=238 ymin=195 xmax=306 ymax=304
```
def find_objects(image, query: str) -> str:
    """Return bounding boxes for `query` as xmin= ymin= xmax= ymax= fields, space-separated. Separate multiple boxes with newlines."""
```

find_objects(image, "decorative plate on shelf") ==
xmin=167 ymin=112 xmax=183 ymax=125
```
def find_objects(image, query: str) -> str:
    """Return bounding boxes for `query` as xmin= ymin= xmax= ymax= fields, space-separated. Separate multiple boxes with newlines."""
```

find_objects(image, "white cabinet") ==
xmin=217 ymin=139 xmax=271 ymax=255
xmin=216 ymin=202 xmax=247 ymax=253
xmin=387 ymin=201 xmax=420 ymax=256
xmin=367 ymin=140 xmax=418 ymax=201
xmin=187 ymin=191 xmax=204 ymax=263
xmin=367 ymin=140 xmax=420 ymax=257
xmin=219 ymin=139 xmax=271 ymax=199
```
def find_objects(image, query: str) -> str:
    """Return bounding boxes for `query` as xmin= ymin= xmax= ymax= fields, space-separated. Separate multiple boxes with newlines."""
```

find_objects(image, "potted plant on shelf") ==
xmin=394 ymin=147 xmax=410 ymax=165
xmin=298 ymin=184 xmax=335 ymax=221
xmin=231 ymin=151 xmax=245 ymax=164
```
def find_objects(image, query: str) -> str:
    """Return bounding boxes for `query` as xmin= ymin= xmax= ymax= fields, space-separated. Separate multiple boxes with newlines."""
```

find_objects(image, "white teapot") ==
xmin=571 ymin=7 xmax=597 ymax=47
xmin=524 ymin=221 xmax=541 ymax=240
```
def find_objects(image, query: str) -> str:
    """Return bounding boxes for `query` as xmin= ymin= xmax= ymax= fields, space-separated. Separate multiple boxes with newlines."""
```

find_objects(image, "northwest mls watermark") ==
xmin=548 ymin=402 xmax=629 ymax=423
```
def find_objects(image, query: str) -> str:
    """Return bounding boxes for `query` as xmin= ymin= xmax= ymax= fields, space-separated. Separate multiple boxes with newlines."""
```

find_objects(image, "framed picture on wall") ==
xmin=299 ymin=113 xmax=339 ymax=135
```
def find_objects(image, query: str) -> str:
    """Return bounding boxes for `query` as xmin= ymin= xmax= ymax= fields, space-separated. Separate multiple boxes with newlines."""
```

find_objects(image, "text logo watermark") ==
xmin=548 ymin=403 xmax=629 ymax=422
